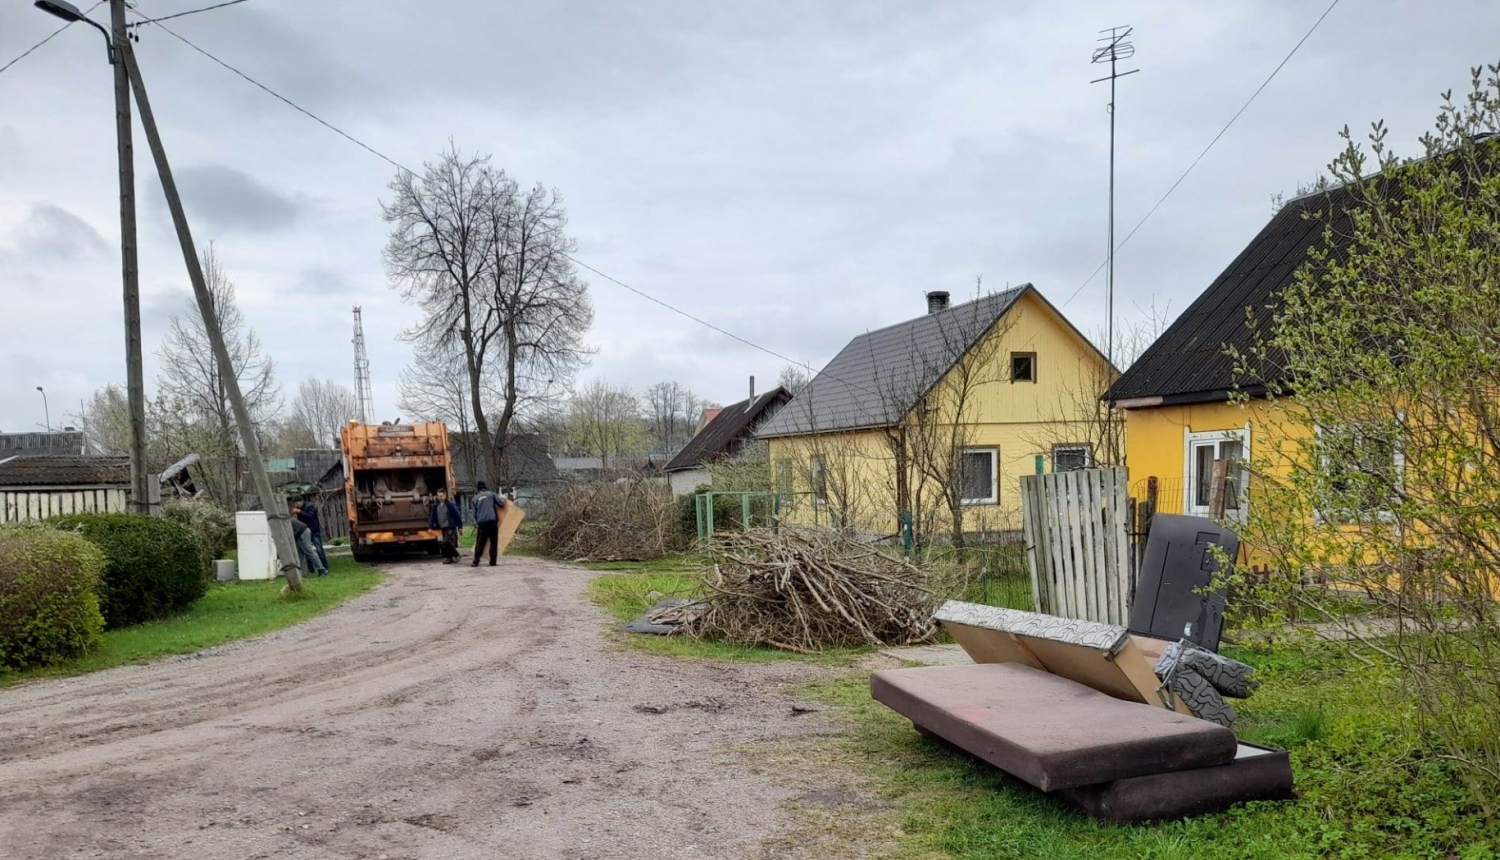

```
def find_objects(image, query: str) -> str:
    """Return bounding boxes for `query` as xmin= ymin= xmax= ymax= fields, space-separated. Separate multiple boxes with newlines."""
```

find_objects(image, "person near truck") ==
xmin=296 ymin=498 xmax=328 ymax=571
xmin=289 ymin=504 xmax=328 ymax=576
xmin=470 ymin=481 xmax=507 ymax=567
xmin=428 ymin=487 xmax=463 ymax=564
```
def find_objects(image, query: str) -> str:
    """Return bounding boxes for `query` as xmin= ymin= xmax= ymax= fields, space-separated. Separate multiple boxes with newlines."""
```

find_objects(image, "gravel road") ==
xmin=0 ymin=557 xmax=836 ymax=859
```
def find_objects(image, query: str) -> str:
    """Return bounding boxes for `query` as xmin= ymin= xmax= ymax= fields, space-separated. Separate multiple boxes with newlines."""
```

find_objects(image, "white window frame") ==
xmin=1183 ymin=425 xmax=1251 ymax=520
xmin=1312 ymin=417 xmax=1406 ymax=524
xmin=810 ymin=455 xmax=827 ymax=507
xmin=959 ymin=446 xmax=999 ymax=506
xmin=1051 ymin=444 xmax=1093 ymax=473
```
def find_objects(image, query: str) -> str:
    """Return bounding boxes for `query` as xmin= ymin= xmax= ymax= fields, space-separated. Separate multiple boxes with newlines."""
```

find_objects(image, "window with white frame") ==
xmin=775 ymin=459 xmax=793 ymax=505
xmin=1052 ymin=444 xmax=1092 ymax=472
xmin=810 ymin=456 xmax=827 ymax=506
xmin=1314 ymin=420 xmax=1404 ymax=521
xmin=958 ymin=447 xmax=999 ymax=505
xmin=1184 ymin=427 xmax=1250 ymax=519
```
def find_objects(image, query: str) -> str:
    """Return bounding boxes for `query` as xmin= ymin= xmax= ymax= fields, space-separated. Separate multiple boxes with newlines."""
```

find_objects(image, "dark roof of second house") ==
xmin=1104 ymin=185 xmax=1360 ymax=405
xmin=758 ymin=286 xmax=1032 ymax=437
xmin=665 ymin=387 xmax=791 ymax=472
xmin=0 ymin=455 xmax=132 ymax=487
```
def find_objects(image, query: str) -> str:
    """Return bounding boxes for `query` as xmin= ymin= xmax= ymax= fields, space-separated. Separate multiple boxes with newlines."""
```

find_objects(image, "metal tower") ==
xmin=1091 ymin=25 xmax=1138 ymax=367
xmin=352 ymin=305 xmax=374 ymax=424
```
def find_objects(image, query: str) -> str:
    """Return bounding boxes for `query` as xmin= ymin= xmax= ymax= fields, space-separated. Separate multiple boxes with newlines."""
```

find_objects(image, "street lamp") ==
xmin=36 ymin=386 xmax=51 ymax=432
xmin=38 ymin=0 xmax=148 ymax=512
xmin=33 ymin=1 xmax=114 ymax=63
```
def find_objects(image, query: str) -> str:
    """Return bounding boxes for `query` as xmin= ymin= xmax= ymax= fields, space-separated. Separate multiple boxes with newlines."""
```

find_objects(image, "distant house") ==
xmin=664 ymin=385 xmax=791 ymax=496
xmin=0 ymin=454 xmax=198 ymax=522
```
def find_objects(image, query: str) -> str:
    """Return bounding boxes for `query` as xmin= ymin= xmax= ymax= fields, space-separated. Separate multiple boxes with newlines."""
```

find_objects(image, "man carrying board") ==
xmin=470 ymin=481 xmax=507 ymax=567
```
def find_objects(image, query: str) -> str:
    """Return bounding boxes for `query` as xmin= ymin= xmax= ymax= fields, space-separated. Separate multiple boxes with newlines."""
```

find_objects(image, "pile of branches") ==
xmin=537 ymin=478 xmax=686 ymax=562
xmin=686 ymin=529 xmax=939 ymax=652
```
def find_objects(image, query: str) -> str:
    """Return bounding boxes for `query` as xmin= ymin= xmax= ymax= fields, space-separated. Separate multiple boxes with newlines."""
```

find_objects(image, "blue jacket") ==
xmin=429 ymin=499 xmax=463 ymax=530
xmin=296 ymin=503 xmax=322 ymax=538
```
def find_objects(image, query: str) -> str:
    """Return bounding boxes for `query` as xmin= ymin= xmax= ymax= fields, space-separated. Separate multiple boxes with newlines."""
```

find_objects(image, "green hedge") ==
xmin=163 ymin=499 xmax=235 ymax=579
xmin=0 ymin=523 xmax=106 ymax=669
xmin=51 ymin=513 xmax=206 ymax=629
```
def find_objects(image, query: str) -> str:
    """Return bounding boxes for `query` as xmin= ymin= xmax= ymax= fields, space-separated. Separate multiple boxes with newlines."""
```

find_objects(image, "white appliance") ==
xmin=234 ymin=511 xmax=277 ymax=581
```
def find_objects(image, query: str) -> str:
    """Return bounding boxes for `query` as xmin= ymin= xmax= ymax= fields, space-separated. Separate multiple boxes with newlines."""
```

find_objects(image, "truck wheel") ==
xmin=352 ymin=548 xmax=375 ymax=564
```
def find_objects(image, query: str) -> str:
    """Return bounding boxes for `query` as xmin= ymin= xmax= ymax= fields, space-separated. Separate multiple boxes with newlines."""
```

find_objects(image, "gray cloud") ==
xmin=159 ymin=164 xmax=302 ymax=234
xmin=8 ymin=203 xmax=108 ymax=259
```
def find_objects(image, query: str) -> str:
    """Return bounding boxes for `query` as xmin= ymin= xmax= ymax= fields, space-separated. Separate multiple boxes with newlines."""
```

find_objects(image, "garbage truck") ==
xmin=341 ymin=421 xmax=456 ymax=562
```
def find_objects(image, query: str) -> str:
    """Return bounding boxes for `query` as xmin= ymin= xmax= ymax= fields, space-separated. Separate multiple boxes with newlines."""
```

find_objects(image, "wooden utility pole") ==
xmin=110 ymin=0 xmax=150 ymax=515
xmin=121 ymin=44 xmax=304 ymax=590
xmin=1208 ymin=459 xmax=1233 ymax=520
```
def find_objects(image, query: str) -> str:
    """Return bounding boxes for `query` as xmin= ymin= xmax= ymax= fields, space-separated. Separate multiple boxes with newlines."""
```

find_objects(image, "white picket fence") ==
xmin=1019 ymin=467 xmax=1133 ymax=625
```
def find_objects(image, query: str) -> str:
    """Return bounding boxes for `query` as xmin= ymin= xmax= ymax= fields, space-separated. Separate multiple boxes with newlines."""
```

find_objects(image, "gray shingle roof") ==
xmin=758 ymin=286 xmax=1030 ymax=438
xmin=665 ymin=387 xmax=791 ymax=472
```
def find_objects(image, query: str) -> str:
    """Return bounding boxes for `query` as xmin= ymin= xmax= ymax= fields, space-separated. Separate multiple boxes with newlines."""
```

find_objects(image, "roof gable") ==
xmin=758 ymin=286 xmax=1034 ymax=437
xmin=665 ymin=387 xmax=791 ymax=471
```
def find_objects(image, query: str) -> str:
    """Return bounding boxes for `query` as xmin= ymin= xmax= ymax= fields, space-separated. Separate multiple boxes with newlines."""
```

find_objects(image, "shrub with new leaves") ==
xmin=50 ymin=513 xmax=205 ymax=629
xmin=0 ymin=523 xmax=106 ymax=669
xmin=163 ymin=498 xmax=236 ymax=579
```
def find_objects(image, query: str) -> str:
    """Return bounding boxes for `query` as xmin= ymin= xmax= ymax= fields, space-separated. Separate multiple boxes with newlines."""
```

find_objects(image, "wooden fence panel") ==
xmin=1019 ymin=467 xmax=1133 ymax=625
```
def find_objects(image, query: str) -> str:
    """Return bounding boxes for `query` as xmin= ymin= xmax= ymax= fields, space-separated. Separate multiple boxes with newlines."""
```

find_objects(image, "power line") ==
xmin=128 ymin=11 xmax=870 ymax=394
xmin=128 ymin=0 xmax=253 ymax=27
xmin=1061 ymin=0 xmax=1343 ymax=309
xmin=0 ymin=1 xmax=106 ymax=78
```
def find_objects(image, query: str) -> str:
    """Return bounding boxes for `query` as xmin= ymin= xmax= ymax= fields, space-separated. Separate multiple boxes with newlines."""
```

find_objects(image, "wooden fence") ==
xmin=1019 ymin=467 xmax=1133 ymax=625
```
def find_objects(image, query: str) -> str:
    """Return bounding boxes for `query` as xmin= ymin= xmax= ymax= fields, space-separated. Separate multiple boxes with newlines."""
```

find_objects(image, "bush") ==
xmin=539 ymin=478 xmax=686 ymax=561
xmin=51 ymin=513 xmax=206 ymax=629
xmin=0 ymin=523 xmax=106 ymax=669
xmin=163 ymin=498 xmax=235 ymax=579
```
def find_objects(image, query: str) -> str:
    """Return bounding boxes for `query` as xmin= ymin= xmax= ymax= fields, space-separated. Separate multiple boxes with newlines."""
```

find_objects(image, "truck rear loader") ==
xmin=340 ymin=421 xmax=456 ymax=562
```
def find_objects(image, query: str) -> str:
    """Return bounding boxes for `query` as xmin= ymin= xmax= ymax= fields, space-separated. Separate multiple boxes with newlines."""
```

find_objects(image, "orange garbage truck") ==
xmin=341 ymin=421 xmax=456 ymax=562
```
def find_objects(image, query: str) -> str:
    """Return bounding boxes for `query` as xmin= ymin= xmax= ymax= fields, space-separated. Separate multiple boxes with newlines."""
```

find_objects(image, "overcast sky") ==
xmin=1 ymin=0 xmax=1496 ymax=432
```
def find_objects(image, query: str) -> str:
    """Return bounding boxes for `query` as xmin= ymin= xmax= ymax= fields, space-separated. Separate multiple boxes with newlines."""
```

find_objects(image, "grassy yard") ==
xmin=1 ymin=556 xmax=384 ymax=688
xmin=799 ymin=643 xmax=1497 ymax=860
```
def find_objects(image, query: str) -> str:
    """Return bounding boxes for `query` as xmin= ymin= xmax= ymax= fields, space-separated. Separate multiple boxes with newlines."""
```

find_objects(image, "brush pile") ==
xmin=538 ymin=478 xmax=686 ymax=561
xmin=686 ymin=529 xmax=939 ymax=652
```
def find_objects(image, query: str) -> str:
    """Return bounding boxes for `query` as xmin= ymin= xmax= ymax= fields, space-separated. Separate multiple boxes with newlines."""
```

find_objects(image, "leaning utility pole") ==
xmin=1091 ymin=25 xmax=1138 ymax=367
xmin=121 ymin=42 xmax=304 ymax=590
xmin=111 ymin=0 xmax=150 ymax=514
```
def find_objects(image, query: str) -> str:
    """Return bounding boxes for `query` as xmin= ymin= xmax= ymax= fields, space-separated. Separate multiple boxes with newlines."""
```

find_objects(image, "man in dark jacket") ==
xmin=470 ymin=481 xmax=507 ymax=567
xmin=296 ymin=499 xmax=328 ymax=571
xmin=290 ymin=504 xmax=328 ymax=576
xmin=428 ymin=488 xmax=463 ymax=564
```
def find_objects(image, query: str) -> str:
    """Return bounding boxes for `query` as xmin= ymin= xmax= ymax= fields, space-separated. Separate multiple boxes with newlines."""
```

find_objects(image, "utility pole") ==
xmin=1091 ymin=25 xmax=1138 ymax=367
xmin=111 ymin=0 xmax=149 ymax=514
xmin=121 ymin=43 xmax=304 ymax=591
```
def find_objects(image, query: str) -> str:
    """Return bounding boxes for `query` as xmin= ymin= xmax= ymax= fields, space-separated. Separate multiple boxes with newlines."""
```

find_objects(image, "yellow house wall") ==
xmin=767 ymin=290 xmax=1113 ymax=535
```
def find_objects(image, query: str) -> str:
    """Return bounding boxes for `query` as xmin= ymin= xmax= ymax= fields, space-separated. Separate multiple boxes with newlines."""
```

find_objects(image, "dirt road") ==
xmin=0 ymin=558 xmax=837 ymax=859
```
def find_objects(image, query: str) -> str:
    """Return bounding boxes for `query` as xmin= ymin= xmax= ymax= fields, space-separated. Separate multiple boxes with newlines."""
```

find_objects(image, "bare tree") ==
xmin=76 ymin=385 xmax=136 ymax=456
xmin=777 ymin=364 xmax=811 ymax=395
xmin=155 ymin=246 xmax=281 ymax=508
xmin=385 ymin=146 xmax=591 ymax=487
xmin=643 ymin=380 xmax=703 ymax=456
xmin=288 ymin=379 xmax=357 ymax=449
xmin=567 ymin=380 xmax=646 ymax=466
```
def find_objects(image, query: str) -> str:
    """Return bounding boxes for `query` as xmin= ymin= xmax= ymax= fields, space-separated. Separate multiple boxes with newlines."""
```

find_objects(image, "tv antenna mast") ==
xmin=1092 ymin=25 xmax=1138 ymax=367
xmin=352 ymin=306 xmax=374 ymax=424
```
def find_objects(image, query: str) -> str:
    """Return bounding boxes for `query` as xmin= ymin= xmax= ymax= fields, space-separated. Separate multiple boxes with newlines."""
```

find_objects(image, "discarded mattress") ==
xmin=1058 ymin=742 xmax=1294 ymax=823
xmin=871 ymin=662 xmax=1237 ymax=791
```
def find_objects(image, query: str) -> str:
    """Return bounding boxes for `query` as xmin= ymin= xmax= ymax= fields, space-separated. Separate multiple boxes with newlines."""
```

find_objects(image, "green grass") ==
xmin=798 ymin=643 xmax=1497 ymax=860
xmin=583 ymin=556 xmax=864 ymax=665
xmin=1 ymin=556 xmax=384 ymax=688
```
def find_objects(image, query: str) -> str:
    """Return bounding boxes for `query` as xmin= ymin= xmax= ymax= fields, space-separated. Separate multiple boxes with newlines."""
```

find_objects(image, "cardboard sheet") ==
xmin=495 ymin=503 xmax=526 ymax=556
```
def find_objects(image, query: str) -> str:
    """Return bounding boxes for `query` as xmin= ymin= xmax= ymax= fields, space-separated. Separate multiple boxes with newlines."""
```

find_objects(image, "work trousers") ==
xmin=297 ymin=530 xmax=327 ymax=575
xmin=473 ymin=520 xmax=499 ymax=565
xmin=441 ymin=527 xmax=460 ymax=561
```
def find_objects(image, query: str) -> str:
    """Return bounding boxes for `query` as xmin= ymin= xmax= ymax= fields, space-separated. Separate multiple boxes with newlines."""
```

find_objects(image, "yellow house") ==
xmin=757 ymin=285 xmax=1113 ymax=540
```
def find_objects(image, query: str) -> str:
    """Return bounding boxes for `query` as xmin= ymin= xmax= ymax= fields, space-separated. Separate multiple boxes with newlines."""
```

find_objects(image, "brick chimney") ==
xmin=926 ymin=291 xmax=950 ymax=314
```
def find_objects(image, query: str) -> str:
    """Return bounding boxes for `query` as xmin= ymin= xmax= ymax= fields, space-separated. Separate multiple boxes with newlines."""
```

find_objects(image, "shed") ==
xmin=0 ymin=454 xmax=198 ymax=522
xmin=664 ymin=386 xmax=791 ymax=496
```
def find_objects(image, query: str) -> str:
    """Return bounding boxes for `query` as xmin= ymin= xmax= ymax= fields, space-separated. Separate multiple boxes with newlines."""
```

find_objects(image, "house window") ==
xmin=775 ymin=459 xmax=793 ymax=504
xmin=1315 ymin=421 xmax=1404 ymax=521
xmin=958 ymin=447 xmax=998 ymax=505
xmin=810 ymin=456 xmax=827 ymax=506
xmin=1184 ymin=427 xmax=1250 ymax=519
xmin=1052 ymin=445 xmax=1092 ymax=472
xmin=1010 ymin=352 xmax=1036 ymax=383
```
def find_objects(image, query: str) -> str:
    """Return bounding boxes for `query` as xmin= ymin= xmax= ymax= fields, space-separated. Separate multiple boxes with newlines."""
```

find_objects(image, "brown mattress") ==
xmin=1058 ymin=742 xmax=1295 ymax=822
xmin=871 ymin=663 xmax=1237 ymax=791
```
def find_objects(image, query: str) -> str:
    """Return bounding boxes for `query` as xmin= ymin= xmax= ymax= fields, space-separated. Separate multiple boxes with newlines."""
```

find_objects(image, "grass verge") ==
xmin=2 ymin=556 xmax=384 ymax=688
xmin=584 ymin=555 xmax=865 ymax=665
xmin=795 ymin=643 xmax=1496 ymax=859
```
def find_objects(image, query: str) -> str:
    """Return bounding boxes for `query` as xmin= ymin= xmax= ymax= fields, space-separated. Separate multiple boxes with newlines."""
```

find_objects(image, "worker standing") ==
xmin=470 ymin=481 xmax=506 ymax=567
xmin=428 ymin=487 xmax=463 ymax=564
xmin=290 ymin=503 xmax=328 ymax=576
xmin=296 ymin=498 xmax=328 ymax=571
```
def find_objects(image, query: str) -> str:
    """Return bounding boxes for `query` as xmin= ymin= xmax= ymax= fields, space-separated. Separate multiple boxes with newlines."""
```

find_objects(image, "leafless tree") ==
xmin=777 ymin=364 xmax=811 ymax=395
xmin=643 ymin=380 xmax=705 ymax=456
xmin=155 ymin=246 xmax=281 ymax=508
xmin=385 ymin=146 xmax=591 ymax=487
xmin=287 ymin=379 xmax=357 ymax=449
xmin=75 ymin=385 xmax=136 ymax=456
xmin=567 ymin=380 xmax=646 ymax=466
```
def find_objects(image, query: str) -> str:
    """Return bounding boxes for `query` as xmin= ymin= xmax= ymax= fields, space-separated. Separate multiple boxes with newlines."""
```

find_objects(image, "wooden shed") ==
xmin=0 ymin=455 xmax=199 ymax=522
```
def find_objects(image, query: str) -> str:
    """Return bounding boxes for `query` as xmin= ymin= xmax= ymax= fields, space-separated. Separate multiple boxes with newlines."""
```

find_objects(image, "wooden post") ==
xmin=1208 ymin=458 xmax=1232 ymax=520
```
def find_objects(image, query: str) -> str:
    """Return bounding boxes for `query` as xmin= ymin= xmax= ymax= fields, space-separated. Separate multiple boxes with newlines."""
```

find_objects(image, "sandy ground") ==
xmin=0 ymin=557 xmax=842 ymax=859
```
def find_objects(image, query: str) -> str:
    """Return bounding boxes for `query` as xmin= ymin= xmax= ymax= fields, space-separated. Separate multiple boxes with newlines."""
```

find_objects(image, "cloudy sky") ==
xmin=1 ymin=0 xmax=1496 ymax=432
